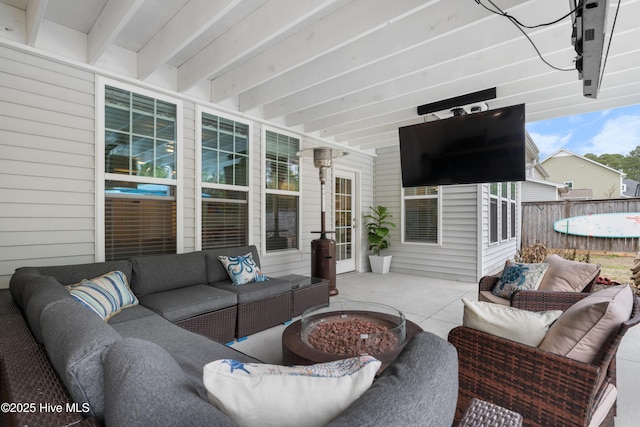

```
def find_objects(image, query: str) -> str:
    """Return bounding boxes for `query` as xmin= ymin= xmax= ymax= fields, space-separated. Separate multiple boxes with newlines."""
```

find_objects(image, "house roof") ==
xmin=1 ymin=0 xmax=638 ymax=152
xmin=561 ymin=188 xmax=594 ymax=200
xmin=541 ymin=148 xmax=627 ymax=177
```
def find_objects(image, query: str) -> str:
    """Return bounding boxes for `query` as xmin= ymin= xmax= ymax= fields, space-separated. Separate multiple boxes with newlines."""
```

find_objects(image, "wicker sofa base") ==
xmin=237 ymin=292 xmax=292 ymax=339
xmin=0 ymin=291 xmax=100 ymax=427
xmin=174 ymin=305 xmax=238 ymax=344
xmin=291 ymin=279 xmax=329 ymax=317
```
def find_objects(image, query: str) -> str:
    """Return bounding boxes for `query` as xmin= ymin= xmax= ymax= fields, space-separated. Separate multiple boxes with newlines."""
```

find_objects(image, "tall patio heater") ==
xmin=297 ymin=147 xmax=347 ymax=296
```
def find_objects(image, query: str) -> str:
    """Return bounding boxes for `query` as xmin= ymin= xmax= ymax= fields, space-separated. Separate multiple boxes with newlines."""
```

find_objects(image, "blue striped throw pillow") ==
xmin=67 ymin=270 xmax=139 ymax=320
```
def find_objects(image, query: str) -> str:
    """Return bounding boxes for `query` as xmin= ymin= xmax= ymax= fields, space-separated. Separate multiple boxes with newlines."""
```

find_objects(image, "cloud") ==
xmin=529 ymin=131 xmax=573 ymax=158
xmin=585 ymin=113 xmax=640 ymax=155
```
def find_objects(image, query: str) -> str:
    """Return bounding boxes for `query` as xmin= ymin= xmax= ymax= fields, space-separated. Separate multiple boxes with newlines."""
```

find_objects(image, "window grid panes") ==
xmin=489 ymin=182 xmax=516 ymax=244
xmin=264 ymin=130 xmax=300 ymax=252
xmin=105 ymin=86 xmax=177 ymax=179
xmin=265 ymin=131 xmax=299 ymax=191
xmin=201 ymin=113 xmax=249 ymax=186
xmin=403 ymin=186 xmax=439 ymax=244
xmin=103 ymin=85 xmax=178 ymax=261
xmin=200 ymin=113 xmax=250 ymax=250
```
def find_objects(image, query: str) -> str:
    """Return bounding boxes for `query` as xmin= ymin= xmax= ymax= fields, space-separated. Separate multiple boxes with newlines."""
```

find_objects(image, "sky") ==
xmin=525 ymin=103 xmax=640 ymax=160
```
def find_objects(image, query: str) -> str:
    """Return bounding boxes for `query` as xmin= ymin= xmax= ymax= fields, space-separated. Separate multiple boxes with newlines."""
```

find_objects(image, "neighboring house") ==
xmin=623 ymin=178 xmax=640 ymax=197
xmin=541 ymin=149 xmax=627 ymax=199
xmin=520 ymin=133 xmax=567 ymax=202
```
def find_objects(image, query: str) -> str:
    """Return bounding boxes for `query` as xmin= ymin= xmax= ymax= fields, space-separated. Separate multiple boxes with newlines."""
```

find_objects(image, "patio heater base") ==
xmin=311 ymin=238 xmax=337 ymax=296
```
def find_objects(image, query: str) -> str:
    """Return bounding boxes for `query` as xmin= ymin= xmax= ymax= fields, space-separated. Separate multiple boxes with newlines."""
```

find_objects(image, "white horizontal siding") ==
xmin=0 ymin=44 xmax=377 ymax=288
xmin=373 ymin=146 xmax=478 ymax=283
xmin=521 ymin=180 xmax=559 ymax=202
xmin=0 ymin=45 xmax=96 ymax=287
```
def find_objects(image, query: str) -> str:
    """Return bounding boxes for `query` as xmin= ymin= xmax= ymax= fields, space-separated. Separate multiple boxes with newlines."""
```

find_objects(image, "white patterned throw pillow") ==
xmin=203 ymin=356 xmax=381 ymax=427
xmin=217 ymin=253 xmax=268 ymax=285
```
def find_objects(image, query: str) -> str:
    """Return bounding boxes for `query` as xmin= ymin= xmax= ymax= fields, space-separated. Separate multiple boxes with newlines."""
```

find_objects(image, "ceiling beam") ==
xmin=25 ymin=0 xmax=48 ymax=46
xmin=87 ymin=0 xmax=145 ymax=65
xmin=300 ymin=26 xmax=571 ymax=133
xmin=208 ymin=0 xmax=434 ymax=102
xmin=250 ymin=0 xmax=530 ymax=116
xmin=175 ymin=0 xmax=348 ymax=93
xmin=273 ymin=2 xmax=568 ymax=126
xmin=138 ymin=0 xmax=247 ymax=80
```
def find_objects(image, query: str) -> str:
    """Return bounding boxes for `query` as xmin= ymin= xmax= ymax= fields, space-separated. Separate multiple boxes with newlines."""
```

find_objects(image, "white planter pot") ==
xmin=369 ymin=255 xmax=392 ymax=274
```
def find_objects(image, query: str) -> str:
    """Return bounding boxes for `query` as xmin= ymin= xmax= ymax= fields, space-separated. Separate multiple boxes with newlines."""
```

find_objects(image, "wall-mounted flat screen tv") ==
xmin=399 ymin=104 xmax=526 ymax=187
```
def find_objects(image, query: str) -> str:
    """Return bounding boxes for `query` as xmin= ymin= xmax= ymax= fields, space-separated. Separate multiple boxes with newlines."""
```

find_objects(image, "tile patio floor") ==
xmin=232 ymin=272 xmax=640 ymax=427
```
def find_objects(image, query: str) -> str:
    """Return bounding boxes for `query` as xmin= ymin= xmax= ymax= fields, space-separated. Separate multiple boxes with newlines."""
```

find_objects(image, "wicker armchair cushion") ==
xmin=538 ymin=254 xmax=600 ymax=292
xmin=462 ymin=298 xmax=562 ymax=346
xmin=492 ymin=261 xmax=549 ymax=299
xmin=539 ymin=284 xmax=633 ymax=363
xmin=203 ymin=356 xmax=381 ymax=427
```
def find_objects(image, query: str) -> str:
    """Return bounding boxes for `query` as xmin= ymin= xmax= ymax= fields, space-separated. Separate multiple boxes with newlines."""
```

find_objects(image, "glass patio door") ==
xmin=335 ymin=170 xmax=357 ymax=273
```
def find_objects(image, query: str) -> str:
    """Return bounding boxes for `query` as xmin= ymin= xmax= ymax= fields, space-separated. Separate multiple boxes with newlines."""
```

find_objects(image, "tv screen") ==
xmin=399 ymin=104 xmax=526 ymax=187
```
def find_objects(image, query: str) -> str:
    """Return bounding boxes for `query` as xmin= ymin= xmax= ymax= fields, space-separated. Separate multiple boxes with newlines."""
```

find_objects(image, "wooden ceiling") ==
xmin=1 ymin=0 xmax=638 ymax=151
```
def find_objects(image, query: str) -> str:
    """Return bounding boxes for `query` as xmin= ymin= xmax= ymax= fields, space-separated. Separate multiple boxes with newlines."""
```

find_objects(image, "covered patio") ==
xmin=234 ymin=272 xmax=640 ymax=427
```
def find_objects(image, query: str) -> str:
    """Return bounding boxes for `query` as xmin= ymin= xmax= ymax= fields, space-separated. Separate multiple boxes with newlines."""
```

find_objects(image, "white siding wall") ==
xmin=0 ymin=44 xmax=376 ymax=288
xmin=374 ymin=146 xmax=478 ymax=283
xmin=521 ymin=180 xmax=560 ymax=202
xmin=0 ymin=45 xmax=96 ymax=287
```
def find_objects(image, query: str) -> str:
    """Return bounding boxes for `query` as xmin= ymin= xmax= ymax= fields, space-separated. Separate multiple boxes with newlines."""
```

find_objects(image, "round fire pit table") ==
xmin=282 ymin=301 xmax=423 ymax=372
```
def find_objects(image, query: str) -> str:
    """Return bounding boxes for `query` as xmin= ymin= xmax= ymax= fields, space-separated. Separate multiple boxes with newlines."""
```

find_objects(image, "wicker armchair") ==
xmin=448 ymin=292 xmax=640 ymax=427
xmin=478 ymin=267 xmax=600 ymax=306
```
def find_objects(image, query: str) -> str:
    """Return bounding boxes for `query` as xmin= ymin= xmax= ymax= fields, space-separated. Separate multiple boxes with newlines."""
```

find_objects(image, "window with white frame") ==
xmin=403 ymin=186 xmax=439 ymax=244
xmin=489 ymin=182 xmax=516 ymax=244
xmin=264 ymin=129 xmax=300 ymax=252
xmin=102 ymin=84 xmax=180 ymax=261
xmin=200 ymin=111 xmax=250 ymax=249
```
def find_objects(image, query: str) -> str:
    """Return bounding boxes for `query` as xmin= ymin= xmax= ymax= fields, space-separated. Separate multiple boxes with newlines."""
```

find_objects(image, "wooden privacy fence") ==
xmin=521 ymin=198 xmax=640 ymax=254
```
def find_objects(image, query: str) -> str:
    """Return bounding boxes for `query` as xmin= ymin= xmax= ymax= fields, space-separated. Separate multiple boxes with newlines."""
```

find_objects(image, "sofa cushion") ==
xmin=22 ymin=276 xmax=74 ymax=343
xmin=462 ymin=298 xmax=563 ymax=346
xmin=538 ymin=284 xmax=633 ymax=363
xmin=538 ymin=254 xmax=600 ymax=292
xmin=109 ymin=313 xmax=259 ymax=399
xmin=204 ymin=356 xmax=381 ymax=427
xmin=492 ymin=261 xmax=548 ymax=299
xmin=41 ymin=298 xmax=121 ymax=421
xmin=36 ymin=260 xmax=133 ymax=287
xmin=218 ymin=253 xmax=268 ymax=285
xmin=212 ymin=277 xmax=291 ymax=304
xmin=10 ymin=260 xmax=132 ymax=309
xmin=327 ymin=332 xmax=458 ymax=427
xmin=478 ymin=290 xmax=510 ymax=306
xmin=131 ymin=251 xmax=208 ymax=296
xmin=107 ymin=304 xmax=157 ymax=324
xmin=66 ymin=271 xmax=139 ymax=320
xmin=104 ymin=338 xmax=237 ymax=427
xmin=138 ymin=285 xmax=237 ymax=322
xmin=204 ymin=245 xmax=261 ymax=283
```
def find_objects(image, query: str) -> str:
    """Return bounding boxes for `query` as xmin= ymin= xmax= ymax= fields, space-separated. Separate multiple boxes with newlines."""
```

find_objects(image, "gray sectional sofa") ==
xmin=5 ymin=246 xmax=459 ymax=426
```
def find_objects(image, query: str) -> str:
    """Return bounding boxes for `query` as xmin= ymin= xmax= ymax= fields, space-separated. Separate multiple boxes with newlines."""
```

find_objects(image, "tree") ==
xmin=584 ymin=147 xmax=640 ymax=181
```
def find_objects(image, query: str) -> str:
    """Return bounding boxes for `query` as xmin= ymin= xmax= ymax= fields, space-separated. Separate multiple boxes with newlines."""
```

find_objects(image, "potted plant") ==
xmin=365 ymin=205 xmax=396 ymax=274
